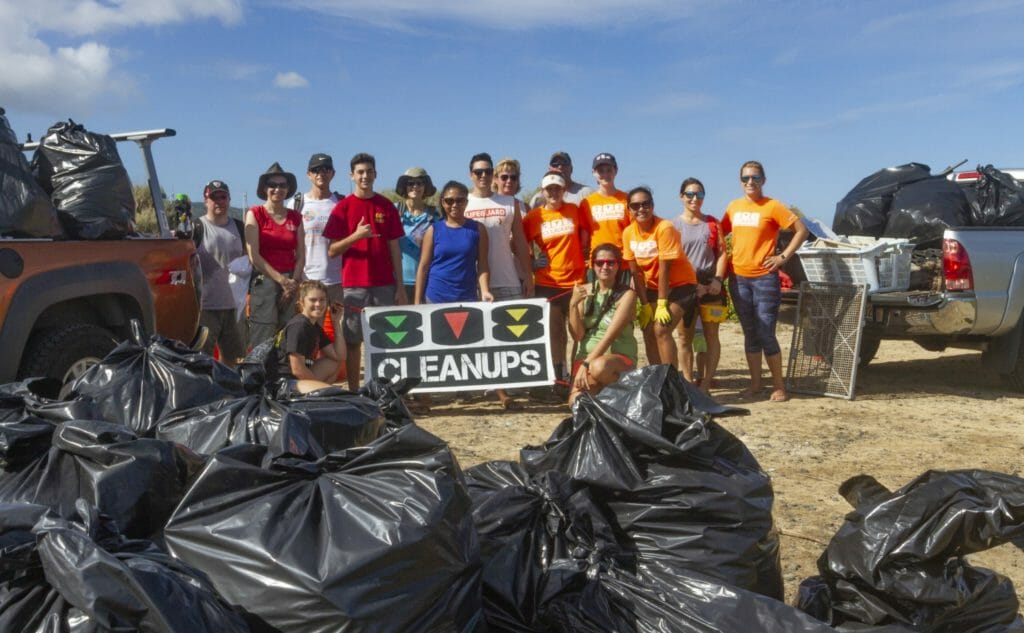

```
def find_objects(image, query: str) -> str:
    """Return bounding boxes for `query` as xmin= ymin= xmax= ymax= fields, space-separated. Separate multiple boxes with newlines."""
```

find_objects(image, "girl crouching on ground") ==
xmin=272 ymin=280 xmax=347 ymax=394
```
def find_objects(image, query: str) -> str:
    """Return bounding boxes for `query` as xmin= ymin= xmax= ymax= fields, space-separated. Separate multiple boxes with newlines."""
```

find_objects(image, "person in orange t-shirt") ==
xmin=719 ymin=160 xmax=809 ymax=403
xmin=580 ymin=152 xmax=630 ymax=251
xmin=622 ymin=186 xmax=697 ymax=375
xmin=524 ymin=171 xmax=589 ymax=381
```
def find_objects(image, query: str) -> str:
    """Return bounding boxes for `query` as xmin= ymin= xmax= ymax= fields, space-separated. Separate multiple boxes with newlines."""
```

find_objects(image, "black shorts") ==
xmin=646 ymin=284 xmax=698 ymax=328
xmin=535 ymin=284 xmax=572 ymax=313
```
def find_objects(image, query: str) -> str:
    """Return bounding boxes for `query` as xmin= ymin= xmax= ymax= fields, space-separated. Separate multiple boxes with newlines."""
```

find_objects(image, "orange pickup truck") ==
xmin=0 ymin=128 xmax=199 ymax=392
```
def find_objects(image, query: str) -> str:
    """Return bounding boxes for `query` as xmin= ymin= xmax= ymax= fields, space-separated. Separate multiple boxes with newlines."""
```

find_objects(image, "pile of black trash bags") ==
xmin=0 ymin=110 xmax=135 ymax=240
xmin=1 ymin=328 xmax=1022 ymax=632
xmin=832 ymin=162 xmax=1024 ymax=246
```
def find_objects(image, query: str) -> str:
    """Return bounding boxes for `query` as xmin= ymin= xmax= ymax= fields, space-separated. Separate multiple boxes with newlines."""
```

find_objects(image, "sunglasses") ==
xmin=443 ymin=197 xmax=469 ymax=206
xmin=682 ymin=191 xmax=706 ymax=200
xmin=472 ymin=168 xmax=494 ymax=177
xmin=550 ymin=160 xmax=570 ymax=168
xmin=266 ymin=181 xmax=289 ymax=189
xmin=405 ymin=179 xmax=424 ymax=187
xmin=309 ymin=166 xmax=333 ymax=174
xmin=628 ymin=200 xmax=653 ymax=211
xmin=593 ymin=258 xmax=619 ymax=268
xmin=498 ymin=173 xmax=519 ymax=182
xmin=209 ymin=193 xmax=229 ymax=201
xmin=741 ymin=175 xmax=763 ymax=184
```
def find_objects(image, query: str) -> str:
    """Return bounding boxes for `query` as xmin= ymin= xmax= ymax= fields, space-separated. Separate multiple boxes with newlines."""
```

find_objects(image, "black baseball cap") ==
xmin=549 ymin=151 xmax=572 ymax=167
xmin=592 ymin=153 xmax=617 ymax=169
xmin=308 ymin=153 xmax=334 ymax=171
xmin=204 ymin=180 xmax=230 ymax=197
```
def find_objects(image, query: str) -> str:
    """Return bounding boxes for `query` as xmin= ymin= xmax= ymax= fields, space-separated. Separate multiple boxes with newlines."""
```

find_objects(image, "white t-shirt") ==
xmin=290 ymin=193 xmax=341 ymax=285
xmin=464 ymin=193 xmax=521 ymax=290
xmin=529 ymin=182 xmax=594 ymax=208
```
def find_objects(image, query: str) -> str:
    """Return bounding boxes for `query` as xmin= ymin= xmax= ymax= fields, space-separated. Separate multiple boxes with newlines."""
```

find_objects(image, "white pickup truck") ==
xmin=783 ymin=168 xmax=1024 ymax=390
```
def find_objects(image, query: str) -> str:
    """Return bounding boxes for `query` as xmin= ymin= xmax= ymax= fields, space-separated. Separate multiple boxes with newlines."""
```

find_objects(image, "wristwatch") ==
xmin=581 ymin=359 xmax=590 ymax=370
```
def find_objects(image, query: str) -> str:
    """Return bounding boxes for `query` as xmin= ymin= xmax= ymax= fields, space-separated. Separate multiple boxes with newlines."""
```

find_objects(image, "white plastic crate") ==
xmin=798 ymin=237 xmax=913 ymax=293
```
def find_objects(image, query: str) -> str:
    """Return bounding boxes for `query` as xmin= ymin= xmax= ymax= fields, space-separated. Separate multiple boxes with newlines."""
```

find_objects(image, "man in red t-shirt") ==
xmin=324 ymin=152 xmax=405 ymax=390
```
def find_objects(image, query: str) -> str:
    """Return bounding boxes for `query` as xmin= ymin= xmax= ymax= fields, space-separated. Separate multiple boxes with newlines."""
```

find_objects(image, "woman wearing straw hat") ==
xmin=245 ymin=162 xmax=305 ymax=347
xmin=395 ymin=167 xmax=440 ymax=301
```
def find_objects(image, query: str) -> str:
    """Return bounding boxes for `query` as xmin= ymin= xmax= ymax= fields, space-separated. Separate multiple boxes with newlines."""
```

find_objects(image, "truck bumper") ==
xmin=864 ymin=292 xmax=977 ymax=336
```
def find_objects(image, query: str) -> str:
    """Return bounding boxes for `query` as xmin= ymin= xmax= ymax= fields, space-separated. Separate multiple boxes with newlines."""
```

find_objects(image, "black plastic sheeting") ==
xmin=0 ymin=110 xmax=62 ymax=238
xmin=0 ymin=420 xmax=204 ymax=541
xmin=466 ymin=460 xmax=844 ymax=632
xmin=968 ymin=165 xmax=1024 ymax=227
xmin=70 ymin=323 xmax=245 ymax=435
xmin=0 ymin=500 xmax=248 ymax=632
xmin=833 ymin=163 xmax=932 ymax=238
xmin=798 ymin=470 xmax=1024 ymax=632
xmin=164 ymin=423 xmax=482 ymax=633
xmin=30 ymin=120 xmax=136 ymax=239
xmin=884 ymin=177 xmax=971 ymax=246
xmin=519 ymin=365 xmax=783 ymax=599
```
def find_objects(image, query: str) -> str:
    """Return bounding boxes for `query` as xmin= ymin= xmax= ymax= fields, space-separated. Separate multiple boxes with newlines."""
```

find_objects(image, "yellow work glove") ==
xmin=654 ymin=299 xmax=672 ymax=324
xmin=636 ymin=302 xmax=653 ymax=329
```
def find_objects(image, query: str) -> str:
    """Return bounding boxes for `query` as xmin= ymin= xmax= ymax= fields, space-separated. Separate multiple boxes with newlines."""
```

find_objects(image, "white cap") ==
xmin=541 ymin=173 xmax=566 ymax=189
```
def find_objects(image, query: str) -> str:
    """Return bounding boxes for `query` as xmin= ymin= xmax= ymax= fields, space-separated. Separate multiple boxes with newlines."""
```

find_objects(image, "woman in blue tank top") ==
xmin=414 ymin=180 xmax=494 ymax=304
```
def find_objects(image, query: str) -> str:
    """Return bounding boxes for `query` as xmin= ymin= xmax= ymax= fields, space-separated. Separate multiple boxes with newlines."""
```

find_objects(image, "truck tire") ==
xmin=20 ymin=323 xmax=118 ymax=398
xmin=1003 ymin=330 xmax=1024 ymax=392
xmin=858 ymin=335 xmax=881 ymax=369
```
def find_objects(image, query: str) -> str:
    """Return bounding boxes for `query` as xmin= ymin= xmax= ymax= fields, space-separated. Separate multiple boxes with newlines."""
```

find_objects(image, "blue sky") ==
xmin=3 ymin=0 xmax=1023 ymax=225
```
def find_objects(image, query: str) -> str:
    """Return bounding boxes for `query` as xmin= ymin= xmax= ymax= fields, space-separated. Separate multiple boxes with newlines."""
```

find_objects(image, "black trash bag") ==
xmin=968 ymin=165 xmax=1024 ymax=227
xmin=521 ymin=365 xmax=782 ymax=599
xmin=543 ymin=561 xmax=855 ymax=633
xmin=833 ymin=163 xmax=932 ymax=238
xmin=0 ymin=420 xmax=205 ymax=541
xmin=0 ymin=500 xmax=249 ymax=632
xmin=884 ymin=177 xmax=971 ymax=245
xmin=0 ymin=378 xmax=100 ymax=470
xmin=798 ymin=470 xmax=1024 ymax=632
xmin=30 ymin=119 xmax=135 ymax=240
xmin=282 ymin=388 xmax=386 ymax=451
xmin=70 ymin=321 xmax=245 ymax=435
xmin=359 ymin=377 xmax=421 ymax=431
xmin=0 ymin=109 xmax=62 ymax=238
xmin=164 ymin=423 xmax=483 ymax=633
xmin=465 ymin=460 xmax=626 ymax=632
xmin=155 ymin=394 xmax=325 ymax=459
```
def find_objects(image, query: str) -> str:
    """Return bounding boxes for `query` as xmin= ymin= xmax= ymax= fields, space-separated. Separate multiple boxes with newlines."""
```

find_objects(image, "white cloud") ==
xmin=0 ymin=0 xmax=241 ymax=113
xmin=281 ymin=0 xmax=704 ymax=30
xmin=273 ymin=72 xmax=310 ymax=89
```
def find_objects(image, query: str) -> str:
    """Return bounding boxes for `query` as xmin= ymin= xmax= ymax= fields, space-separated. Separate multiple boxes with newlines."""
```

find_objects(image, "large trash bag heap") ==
xmin=0 ymin=500 xmax=249 ymax=632
xmin=466 ymin=451 xmax=840 ymax=631
xmin=0 ymin=322 xmax=481 ymax=632
xmin=832 ymin=163 xmax=1024 ymax=246
xmin=798 ymin=470 xmax=1024 ymax=632
xmin=0 ymin=108 xmax=62 ymax=238
xmin=29 ymin=119 xmax=136 ymax=240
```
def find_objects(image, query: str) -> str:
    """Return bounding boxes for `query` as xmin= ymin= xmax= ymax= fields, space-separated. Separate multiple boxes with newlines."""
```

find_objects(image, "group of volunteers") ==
xmin=191 ymin=149 xmax=808 ymax=406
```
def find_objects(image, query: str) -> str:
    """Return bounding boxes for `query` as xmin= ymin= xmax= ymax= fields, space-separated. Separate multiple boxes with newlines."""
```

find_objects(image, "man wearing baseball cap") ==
xmin=529 ymin=151 xmax=593 ymax=208
xmin=289 ymin=153 xmax=343 ymax=309
xmin=194 ymin=179 xmax=247 ymax=366
xmin=580 ymin=152 xmax=630 ymax=251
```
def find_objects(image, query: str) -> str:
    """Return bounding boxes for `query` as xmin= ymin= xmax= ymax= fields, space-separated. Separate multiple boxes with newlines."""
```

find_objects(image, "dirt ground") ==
xmin=417 ymin=320 xmax=1024 ymax=607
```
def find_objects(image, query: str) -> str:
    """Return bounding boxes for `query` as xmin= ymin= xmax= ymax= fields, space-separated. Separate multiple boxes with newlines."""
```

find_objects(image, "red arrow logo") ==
xmin=444 ymin=311 xmax=469 ymax=339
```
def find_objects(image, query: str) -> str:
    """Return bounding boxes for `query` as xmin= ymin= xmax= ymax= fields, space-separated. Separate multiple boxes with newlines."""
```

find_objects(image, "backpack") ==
xmin=291 ymin=191 xmax=343 ymax=214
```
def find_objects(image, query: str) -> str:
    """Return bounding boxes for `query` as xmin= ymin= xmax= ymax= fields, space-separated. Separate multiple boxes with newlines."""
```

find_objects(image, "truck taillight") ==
xmin=943 ymin=238 xmax=973 ymax=291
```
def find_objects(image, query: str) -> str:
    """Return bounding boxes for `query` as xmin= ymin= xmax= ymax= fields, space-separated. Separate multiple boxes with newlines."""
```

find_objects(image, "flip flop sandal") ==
xmin=500 ymin=397 xmax=523 ymax=411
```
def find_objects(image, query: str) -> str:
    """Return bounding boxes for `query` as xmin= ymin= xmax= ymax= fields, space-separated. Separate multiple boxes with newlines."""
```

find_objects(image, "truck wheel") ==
xmin=20 ymin=324 xmax=118 ymax=398
xmin=858 ymin=336 xmax=881 ymax=369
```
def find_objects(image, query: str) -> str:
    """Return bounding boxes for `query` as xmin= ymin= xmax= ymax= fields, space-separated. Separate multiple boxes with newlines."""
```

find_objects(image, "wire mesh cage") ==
xmin=786 ymin=281 xmax=869 ymax=400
